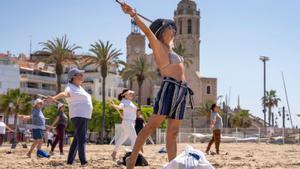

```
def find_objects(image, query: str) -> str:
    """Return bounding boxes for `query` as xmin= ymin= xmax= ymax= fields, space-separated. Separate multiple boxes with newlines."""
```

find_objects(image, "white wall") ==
xmin=0 ymin=64 xmax=20 ymax=94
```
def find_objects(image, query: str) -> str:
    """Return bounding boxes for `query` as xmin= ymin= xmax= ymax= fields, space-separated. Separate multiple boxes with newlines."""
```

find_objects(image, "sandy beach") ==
xmin=0 ymin=143 xmax=299 ymax=169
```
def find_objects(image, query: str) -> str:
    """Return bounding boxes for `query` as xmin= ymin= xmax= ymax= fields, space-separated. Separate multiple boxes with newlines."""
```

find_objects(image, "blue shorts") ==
xmin=153 ymin=77 xmax=193 ymax=120
xmin=32 ymin=129 xmax=44 ymax=140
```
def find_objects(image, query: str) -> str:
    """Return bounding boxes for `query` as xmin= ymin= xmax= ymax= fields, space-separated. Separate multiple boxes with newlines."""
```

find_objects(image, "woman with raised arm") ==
xmin=120 ymin=2 xmax=194 ymax=168
xmin=46 ymin=68 xmax=92 ymax=166
xmin=110 ymin=89 xmax=137 ymax=161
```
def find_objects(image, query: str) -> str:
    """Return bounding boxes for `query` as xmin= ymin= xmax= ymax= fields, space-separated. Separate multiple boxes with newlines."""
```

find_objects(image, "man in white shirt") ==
xmin=0 ymin=116 xmax=14 ymax=146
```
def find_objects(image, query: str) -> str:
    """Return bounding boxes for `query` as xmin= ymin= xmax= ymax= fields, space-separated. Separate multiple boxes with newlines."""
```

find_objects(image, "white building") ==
xmin=19 ymin=62 xmax=57 ymax=96
xmin=0 ymin=55 xmax=20 ymax=94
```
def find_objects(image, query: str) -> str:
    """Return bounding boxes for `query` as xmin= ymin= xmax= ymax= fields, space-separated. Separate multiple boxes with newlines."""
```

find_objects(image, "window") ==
xmin=113 ymin=89 xmax=117 ymax=98
xmin=206 ymin=86 xmax=211 ymax=95
xmin=188 ymin=19 xmax=192 ymax=34
xmin=179 ymin=20 xmax=182 ymax=34
xmin=196 ymin=20 xmax=199 ymax=34
xmin=108 ymin=88 xmax=111 ymax=97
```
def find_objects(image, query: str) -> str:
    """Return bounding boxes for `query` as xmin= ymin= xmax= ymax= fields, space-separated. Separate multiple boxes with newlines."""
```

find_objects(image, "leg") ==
xmin=76 ymin=118 xmax=88 ymax=165
xmin=127 ymin=122 xmax=137 ymax=151
xmin=0 ymin=134 xmax=3 ymax=146
xmin=214 ymin=130 xmax=221 ymax=154
xmin=27 ymin=140 xmax=39 ymax=157
xmin=58 ymin=126 xmax=66 ymax=153
xmin=51 ymin=134 xmax=59 ymax=152
xmin=166 ymin=119 xmax=181 ymax=161
xmin=37 ymin=139 xmax=43 ymax=150
xmin=67 ymin=118 xmax=79 ymax=164
xmin=127 ymin=115 xmax=165 ymax=169
xmin=206 ymin=131 xmax=215 ymax=154
xmin=113 ymin=123 xmax=129 ymax=153
xmin=112 ymin=123 xmax=129 ymax=160
xmin=67 ymin=133 xmax=78 ymax=164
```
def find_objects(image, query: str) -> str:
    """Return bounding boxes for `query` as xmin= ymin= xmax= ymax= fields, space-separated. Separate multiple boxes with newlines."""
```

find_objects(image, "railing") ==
xmin=21 ymin=87 xmax=56 ymax=95
xmin=20 ymin=74 xmax=56 ymax=82
xmin=155 ymin=128 xmax=300 ymax=144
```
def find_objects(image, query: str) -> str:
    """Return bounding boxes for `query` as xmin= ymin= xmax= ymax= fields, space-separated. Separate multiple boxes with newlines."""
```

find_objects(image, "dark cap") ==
xmin=68 ymin=68 xmax=84 ymax=82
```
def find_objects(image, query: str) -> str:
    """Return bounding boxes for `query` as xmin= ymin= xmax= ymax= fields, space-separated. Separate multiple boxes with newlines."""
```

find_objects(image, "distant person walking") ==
xmin=49 ymin=103 xmax=68 ymax=155
xmin=0 ymin=116 xmax=14 ymax=146
xmin=206 ymin=104 xmax=223 ymax=155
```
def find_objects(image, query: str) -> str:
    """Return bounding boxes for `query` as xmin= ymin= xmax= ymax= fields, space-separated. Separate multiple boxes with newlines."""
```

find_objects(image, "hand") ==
xmin=45 ymin=96 xmax=54 ymax=104
xmin=121 ymin=3 xmax=136 ymax=17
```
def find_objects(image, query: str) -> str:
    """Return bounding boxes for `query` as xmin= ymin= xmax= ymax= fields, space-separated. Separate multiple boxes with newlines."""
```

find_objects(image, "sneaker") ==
xmin=81 ymin=162 xmax=88 ymax=167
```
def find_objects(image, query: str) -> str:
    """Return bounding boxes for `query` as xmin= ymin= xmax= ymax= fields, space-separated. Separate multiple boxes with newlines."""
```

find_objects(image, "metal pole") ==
xmin=283 ymin=106 xmax=285 ymax=144
xmin=281 ymin=72 xmax=294 ymax=129
xmin=263 ymin=60 xmax=267 ymax=127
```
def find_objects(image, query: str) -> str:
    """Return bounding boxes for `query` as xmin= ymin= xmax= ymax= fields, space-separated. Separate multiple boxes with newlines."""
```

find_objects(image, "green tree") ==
xmin=39 ymin=35 xmax=81 ymax=93
xmin=87 ymin=40 xmax=122 ymax=143
xmin=121 ymin=55 xmax=155 ymax=107
xmin=229 ymin=110 xmax=252 ymax=128
xmin=262 ymin=90 xmax=280 ymax=126
xmin=0 ymin=89 xmax=32 ymax=142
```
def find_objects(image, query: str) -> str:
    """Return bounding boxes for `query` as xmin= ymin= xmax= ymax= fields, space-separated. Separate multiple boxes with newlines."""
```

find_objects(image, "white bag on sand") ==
xmin=163 ymin=146 xmax=215 ymax=169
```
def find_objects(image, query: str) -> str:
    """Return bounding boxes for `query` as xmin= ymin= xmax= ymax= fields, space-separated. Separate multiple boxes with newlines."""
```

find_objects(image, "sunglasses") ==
xmin=167 ymin=23 xmax=177 ymax=32
xmin=74 ymin=73 xmax=83 ymax=77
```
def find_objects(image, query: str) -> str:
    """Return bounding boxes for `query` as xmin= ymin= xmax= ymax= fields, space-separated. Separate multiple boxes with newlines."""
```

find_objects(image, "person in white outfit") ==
xmin=110 ymin=89 xmax=137 ymax=160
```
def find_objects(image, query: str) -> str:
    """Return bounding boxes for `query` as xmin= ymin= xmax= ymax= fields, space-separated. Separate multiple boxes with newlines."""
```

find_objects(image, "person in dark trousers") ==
xmin=206 ymin=104 xmax=223 ymax=155
xmin=135 ymin=109 xmax=145 ymax=153
xmin=47 ymin=68 xmax=93 ymax=166
xmin=49 ymin=103 xmax=68 ymax=155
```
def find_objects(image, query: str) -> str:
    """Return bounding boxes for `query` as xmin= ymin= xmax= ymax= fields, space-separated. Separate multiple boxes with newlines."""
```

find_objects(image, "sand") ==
xmin=0 ymin=143 xmax=299 ymax=169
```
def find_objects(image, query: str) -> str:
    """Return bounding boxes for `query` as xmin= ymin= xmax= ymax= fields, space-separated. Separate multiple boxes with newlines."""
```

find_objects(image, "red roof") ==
xmin=0 ymin=53 xmax=8 ymax=59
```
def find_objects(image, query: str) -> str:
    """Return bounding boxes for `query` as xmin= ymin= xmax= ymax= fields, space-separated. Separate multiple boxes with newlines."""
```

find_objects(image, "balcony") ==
xmin=20 ymin=87 xmax=56 ymax=95
xmin=20 ymin=74 xmax=56 ymax=84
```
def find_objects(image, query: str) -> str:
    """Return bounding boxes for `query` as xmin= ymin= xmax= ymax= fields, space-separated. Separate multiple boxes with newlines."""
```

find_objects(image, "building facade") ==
xmin=0 ymin=53 xmax=20 ymax=94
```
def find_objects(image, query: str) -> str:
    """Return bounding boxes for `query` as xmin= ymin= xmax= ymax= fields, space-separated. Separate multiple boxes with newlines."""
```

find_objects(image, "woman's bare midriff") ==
xmin=160 ymin=63 xmax=185 ymax=81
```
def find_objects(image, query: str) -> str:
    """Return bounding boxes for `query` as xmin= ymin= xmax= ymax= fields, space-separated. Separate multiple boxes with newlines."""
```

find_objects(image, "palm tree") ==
xmin=121 ymin=55 xmax=155 ymax=107
xmin=39 ymin=35 xmax=81 ymax=93
xmin=173 ymin=44 xmax=193 ymax=68
xmin=229 ymin=110 xmax=252 ymax=128
xmin=262 ymin=90 xmax=281 ymax=126
xmin=87 ymin=40 xmax=122 ymax=143
xmin=0 ymin=89 xmax=32 ymax=143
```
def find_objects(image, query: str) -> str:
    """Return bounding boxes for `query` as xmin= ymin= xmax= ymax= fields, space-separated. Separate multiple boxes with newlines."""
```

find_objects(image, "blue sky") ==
xmin=1 ymin=0 xmax=299 ymax=128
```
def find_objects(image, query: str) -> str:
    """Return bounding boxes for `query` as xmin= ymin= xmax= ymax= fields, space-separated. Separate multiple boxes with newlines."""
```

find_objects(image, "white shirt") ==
xmin=47 ymin=131 xmax=54 ymax=141
xmin=0 ymin=122 xmax=6 ymax=134
xmin=119 ymin=99 xmax=137 ymax=121
xmin=65 ymin=83 xmax=93 ymax=119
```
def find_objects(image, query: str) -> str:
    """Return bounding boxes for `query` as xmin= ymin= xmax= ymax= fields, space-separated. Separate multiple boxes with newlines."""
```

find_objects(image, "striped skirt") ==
xmin=153 ymin=77 xmax=193 ymax=120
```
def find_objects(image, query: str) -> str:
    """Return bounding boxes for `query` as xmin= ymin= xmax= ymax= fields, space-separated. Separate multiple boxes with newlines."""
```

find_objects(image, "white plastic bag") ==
xmin=163 ymin=146 xmax=215 ymax=169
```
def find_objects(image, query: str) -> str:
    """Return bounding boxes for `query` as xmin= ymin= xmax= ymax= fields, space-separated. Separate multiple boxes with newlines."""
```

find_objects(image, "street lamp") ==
xmin=259 ymin=56 xmax=270 ymax=128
